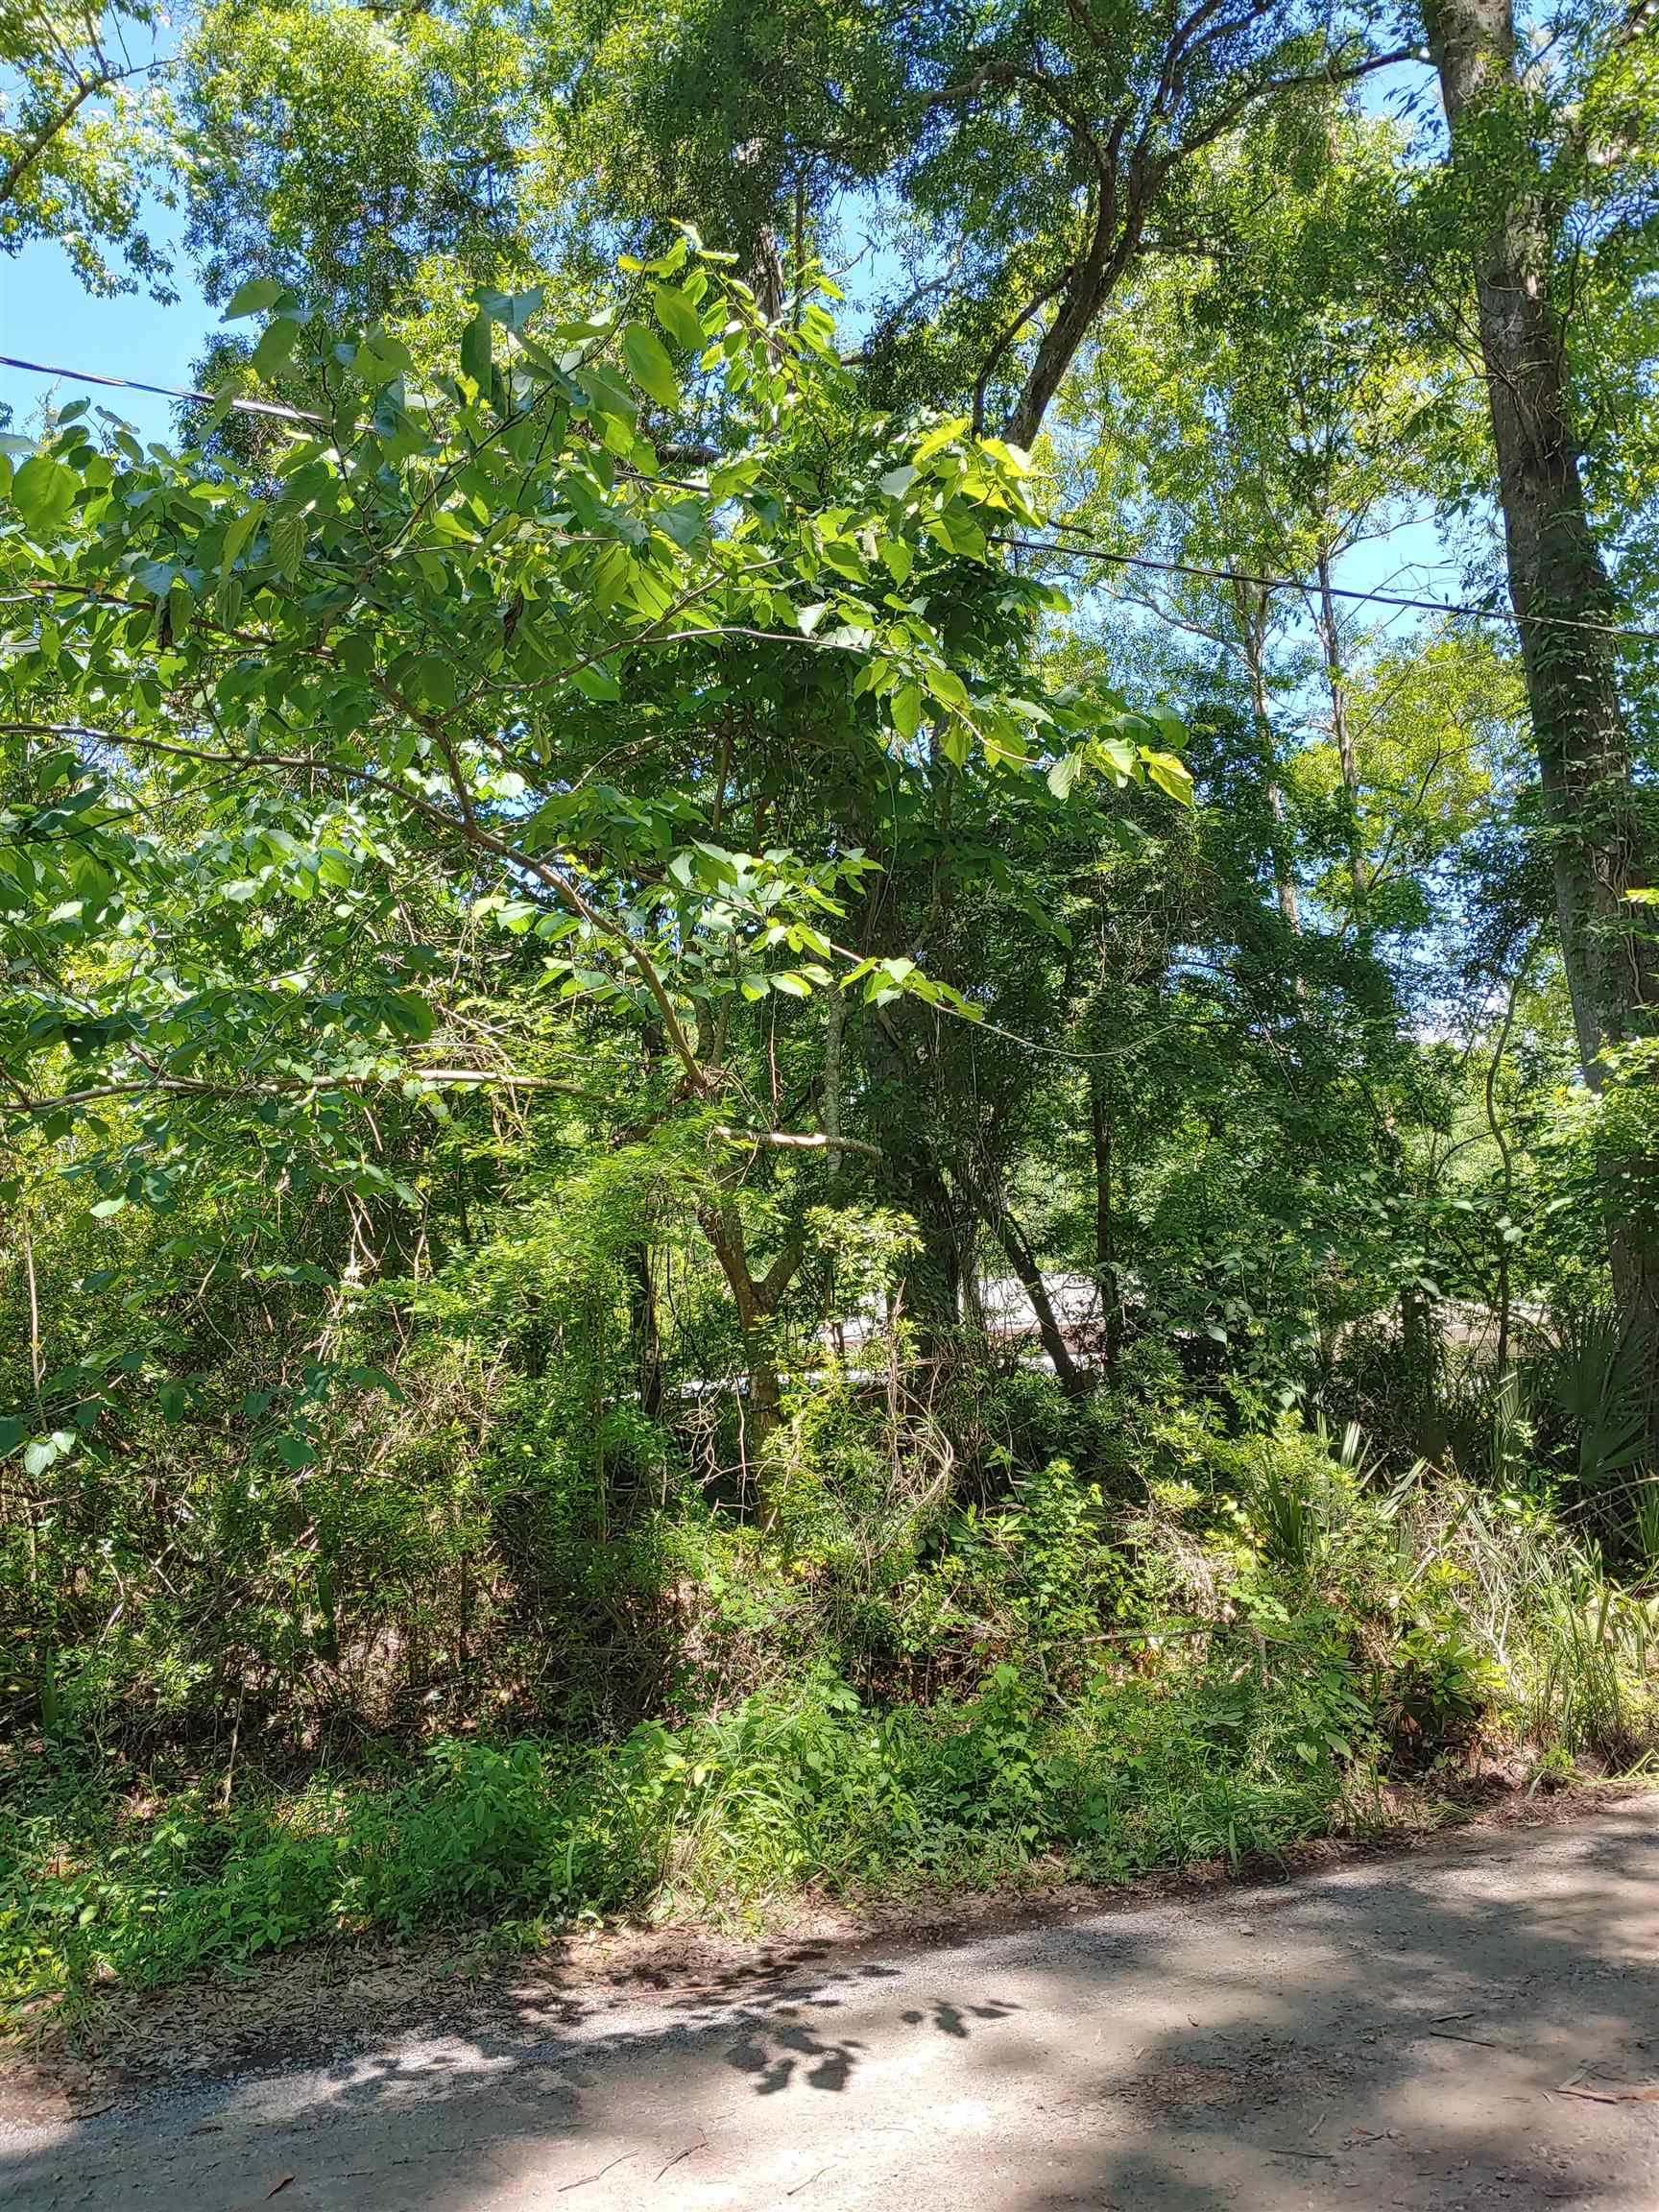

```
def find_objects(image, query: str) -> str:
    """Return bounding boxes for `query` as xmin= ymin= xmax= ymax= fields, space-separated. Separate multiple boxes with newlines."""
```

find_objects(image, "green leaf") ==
xmin=220 ymin=500 xmax=265 ymax=571
xmin=224 ymin=276 xmax=292 ymax=320
xmin=660 ymin=499 xmax=706 ymax=549
xmin=571 ymin=661 xmax=621 ymax=703
xmin=925 ymin=664 xmax=969 ymax=711
xmin=1142 ymin=750 xmax=1194 ymax=805
xmin=11 ymin=455 xmax=77 ymax=533
xmin=168 ymin=577 xmax=193 ymax=640
xmin=481 ymin=286 xmax=541 ymax=333
xmin=622 ymin=325 xmax=680 ymax=409
xmin=408 ymin=654 xmax=458 ymax=711
xmin=879 ymin=537 xmax=914 ymax=587
xmin=354 ymin=330 xmax=414 ymax=382
xmin=89 ymin=1195 xmax=127 ymax=1217
xmin=251 ymin=317 xmax=301 ymax=380
xmin=652 ymin=281 xmax=707 ymax=350
xmin=460 ymin=309 xmax=493 ymax=393
xmin=270 ymin=510 xmax=305 ymax=580
xmin=913 ymin=416 xmax=970 ymax=463
xmin=890 ymin=684 xmax=923 ymax=741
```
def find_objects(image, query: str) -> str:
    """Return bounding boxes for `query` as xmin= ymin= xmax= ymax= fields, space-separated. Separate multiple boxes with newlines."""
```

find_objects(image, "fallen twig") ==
xmin=655 ymin=2139 xmax=707 ymax=2181
xmin=559 ymin=2151 xmax=638 ymax=2192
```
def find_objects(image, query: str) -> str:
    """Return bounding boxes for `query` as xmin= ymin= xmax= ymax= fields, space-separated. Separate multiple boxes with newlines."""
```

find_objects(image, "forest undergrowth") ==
xmin=8 ymin=1341 xmax=1656 ymax=2034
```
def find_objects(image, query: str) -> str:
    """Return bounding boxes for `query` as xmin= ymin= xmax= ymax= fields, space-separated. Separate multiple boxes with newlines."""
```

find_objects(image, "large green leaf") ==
xmin=622 ymin=324 xmax=680 ymax=409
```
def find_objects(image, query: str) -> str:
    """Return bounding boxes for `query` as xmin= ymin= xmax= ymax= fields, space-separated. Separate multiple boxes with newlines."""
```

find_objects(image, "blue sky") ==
xmin=2 ymin=207 xmax=210 ymax=447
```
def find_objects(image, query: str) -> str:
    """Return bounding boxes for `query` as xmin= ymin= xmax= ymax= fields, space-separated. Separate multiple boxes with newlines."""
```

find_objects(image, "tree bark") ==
xmin=1091 ymin=1078 xmax=1125 ymax=1372
xmin=959 ymin=1165 xmax=1088 ymax=1397
xmin=1237 ymin=603 xmax=1301 ymax=935
xmin=624 ymin=1241 xmax=663 ymax=1423
xmin=1314 ymin=546 xmax=1366 ymax=922
xmin=990 ymin=1200 xmax=1088 ymax=1398
xmin=862 ymin=1007 xmax=965 ymax=1338
xmin=695 ymin=1189 xmax=803 ymax=1510
xmin=1421 ymin=0 xmax=1657 ymax=1406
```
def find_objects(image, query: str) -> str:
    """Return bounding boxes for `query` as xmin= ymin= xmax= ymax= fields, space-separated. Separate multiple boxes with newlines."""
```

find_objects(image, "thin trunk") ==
xmin=18 ymin=1218 xmax=57 ymax=1731
xmin=22 ymin=1222 xmax=43 ymax=1403
xmin=862 ymin=1009 xmax=963 ymax=1338
xmin=790 ymin=171 xmax=807 ymax=328
xmin=1400 ymin=1279 xmax=1437 ymax=1454
xmin=624 ymin=1241 xmax=662 ymax=1423
xmin=822 ymin=985 xmax=845 ymax=1200
xmin=1238 ymin=598 xmax=1301 ymax=933
xmin=746 ymin=1350 xmax=783 ymax=1502
xmin=1484 ymin=946 xmax=1530 ymax=1378
xmin=1314 ymin=546 xmax=1365 ymax=921
xmin=993 ymin=1205 xmax=1087 ymax=1398
xmin=1090 ymin=1079 xmax=1124 ymax=1371
xmin=1422 ymin=0 xmax=1658 ymax=1414
xmin=964 ymin=1170 xmax=1087 ymax=1397
xmin=696 ymin=1190 xmax=802 ymax=1509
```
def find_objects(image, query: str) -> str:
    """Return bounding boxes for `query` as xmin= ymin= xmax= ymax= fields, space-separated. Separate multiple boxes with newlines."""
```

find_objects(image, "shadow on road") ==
xmin=5 ymin=1802 xmax=1658 ymax=2209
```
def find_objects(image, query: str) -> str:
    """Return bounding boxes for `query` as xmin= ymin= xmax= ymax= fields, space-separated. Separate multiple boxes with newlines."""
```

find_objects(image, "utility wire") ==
xmin=0 ymin=353 xmax=327 ymax=426
xmin=9 ymin=351 xmax=1657 ymax=647
xmin=992 ymin=529 xmax=1659 ymax=649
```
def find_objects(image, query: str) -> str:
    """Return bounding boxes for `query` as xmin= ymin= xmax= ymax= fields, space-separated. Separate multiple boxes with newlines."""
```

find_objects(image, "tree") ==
xmin=1417 ymin=0 xmax=1658 ymax=1397
xmin=566 ymin=0 xmax=1415 ymax=443
xmin=0 ymin=0 xmax=177 ymax=295
xmin=1 ymin=241 xmax=1183 ymax=1485
xmin=181 ymin=0 xmax=552 ymax=322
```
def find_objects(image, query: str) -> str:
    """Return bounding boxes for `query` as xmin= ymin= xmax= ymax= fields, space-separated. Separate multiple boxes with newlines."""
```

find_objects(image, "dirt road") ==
xmin=6 ymin=1795 xmax=1659 ymax=2210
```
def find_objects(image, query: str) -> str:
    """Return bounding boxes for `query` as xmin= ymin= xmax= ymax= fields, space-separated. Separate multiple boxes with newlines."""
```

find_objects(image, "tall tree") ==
xmin=570 ymin=0 xmax=1415 ymax=443
xmin=1418 ymin=0 xmax=1657 ymax=1380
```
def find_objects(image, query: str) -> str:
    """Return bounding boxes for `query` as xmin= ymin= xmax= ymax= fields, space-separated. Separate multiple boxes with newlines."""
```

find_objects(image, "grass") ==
xmin=2 ymin=1637 xmax=1374 ymax=2029
xmin=6 ymin=1435 xmax=1657 ymax=2036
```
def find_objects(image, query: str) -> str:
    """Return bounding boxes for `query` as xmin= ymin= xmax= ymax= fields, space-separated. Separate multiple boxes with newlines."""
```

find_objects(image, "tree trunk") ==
xmin=1422 ymin=0 xmax=1658 ymax=1410
xmin=1237 ymin=595 xmax=1301 ymax=934
xmin=744 ymin=1342 xmax=784 ymax=1503
xmin=624 ymin=1241 xmax=663 ymax=1423
xmin=1091 ymin=1078 xmax=1125 ymax=1371
xmin=862 ymin=1007 xmax=965 ymax=1340
xmin=1400 ymin=1278 xmax=1438 ymax=1455
xmin=1314 ymin=546 xmax=1365 ymax=922
xmin=822 ymin=984 xmax=845 ymax=1195
xmin=994 ymin=1204 xmax=1087 ymax=1397
xmin=963 ymin=1171 xmax=1088 ymax=1398
xmin=695 ymin=1190 xmax=802 ymax=1513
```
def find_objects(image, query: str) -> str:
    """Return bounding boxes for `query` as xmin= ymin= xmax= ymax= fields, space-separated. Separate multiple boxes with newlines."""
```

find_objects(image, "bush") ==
xmin=0 ymin=1637 xmax=1376 ymax=2023
xmin=6 ymin=1366 xmax=1657 ymax=2029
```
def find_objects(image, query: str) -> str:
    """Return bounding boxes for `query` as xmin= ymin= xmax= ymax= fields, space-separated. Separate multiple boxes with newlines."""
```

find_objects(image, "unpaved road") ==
xmin=6 ymin=1796 xmax=1659 ymax=2211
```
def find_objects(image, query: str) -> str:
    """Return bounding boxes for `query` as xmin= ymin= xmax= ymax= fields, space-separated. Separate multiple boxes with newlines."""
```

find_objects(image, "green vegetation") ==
xmin=3 ymin=0 xmax=1657 ymax=2032
xmin=9 ymin=1418 xmax=1655 ymax=2024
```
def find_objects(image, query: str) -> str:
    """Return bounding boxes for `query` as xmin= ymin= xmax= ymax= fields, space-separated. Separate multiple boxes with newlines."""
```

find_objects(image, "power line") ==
xmin=992 ymin=529 xmax=1659 ymax=648
xmin=8 ymin=350 xmax=1656 ymax=648
xmin=0 ymin=353 xmax=327 ymax=427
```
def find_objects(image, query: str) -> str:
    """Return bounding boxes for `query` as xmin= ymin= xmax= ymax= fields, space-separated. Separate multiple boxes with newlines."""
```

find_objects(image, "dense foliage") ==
xmin=2 ymin=0 xmax=1656 ymax=2024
